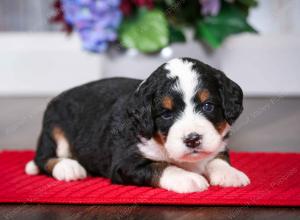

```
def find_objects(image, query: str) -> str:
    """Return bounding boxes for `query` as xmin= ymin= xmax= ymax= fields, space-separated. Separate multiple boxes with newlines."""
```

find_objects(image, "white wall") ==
xmin=219 ymin=34 xmax=300 ymax=96
xmin=221 ymin=0 xmax=300 ymax=96
xmin=248 ymin=0 xmax=300 ymax=35
xmin=0 ymin=33 xmax=102 ymax=96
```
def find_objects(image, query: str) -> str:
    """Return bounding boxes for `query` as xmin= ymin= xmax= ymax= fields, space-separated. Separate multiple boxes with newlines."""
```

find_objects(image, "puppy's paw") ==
xmin=159 ymin=166 xmax=209 ymax=193
xmin=52 ymin=158 xmax=87 ymax=182
xmin=206 ymin=159 xmax=250 ymax=187
xmin=25 ymin=160 xmax=39 ymax=175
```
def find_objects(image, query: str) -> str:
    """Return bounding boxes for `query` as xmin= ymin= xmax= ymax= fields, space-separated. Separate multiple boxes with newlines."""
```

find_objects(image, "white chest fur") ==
xmin=137 ymin=138 xmax=170 ymax=162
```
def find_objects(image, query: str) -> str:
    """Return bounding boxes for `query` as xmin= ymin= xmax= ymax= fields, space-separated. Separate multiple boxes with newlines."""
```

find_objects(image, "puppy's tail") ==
xmin=25 ymin=160 xmax=40 ymax=175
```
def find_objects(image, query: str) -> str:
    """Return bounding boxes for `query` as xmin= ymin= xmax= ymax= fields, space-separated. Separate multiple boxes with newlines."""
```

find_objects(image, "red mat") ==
xmin=0 ymin=150 xmax=299 ymax=206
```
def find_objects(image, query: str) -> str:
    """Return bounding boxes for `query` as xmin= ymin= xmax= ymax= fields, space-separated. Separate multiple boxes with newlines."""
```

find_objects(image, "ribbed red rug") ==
xmin=0 ymin=150 xmax=299 ymax=206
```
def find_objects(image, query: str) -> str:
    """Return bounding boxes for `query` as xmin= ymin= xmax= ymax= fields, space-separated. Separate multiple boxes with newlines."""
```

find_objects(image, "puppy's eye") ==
xmin=161 ymin=110 xmax=173 ymax=120
xmin=202 ymin=103 xmax=215 ymax=113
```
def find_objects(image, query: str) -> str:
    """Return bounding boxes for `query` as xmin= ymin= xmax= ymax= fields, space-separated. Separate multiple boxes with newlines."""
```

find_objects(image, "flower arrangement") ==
xmin=52 ymin=0 xmax=257 ymax=53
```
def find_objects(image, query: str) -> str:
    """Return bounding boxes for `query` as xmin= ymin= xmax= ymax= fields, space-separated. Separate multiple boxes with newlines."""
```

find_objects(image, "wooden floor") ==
xmin=0 ymin=204 xmax=299 ymax=220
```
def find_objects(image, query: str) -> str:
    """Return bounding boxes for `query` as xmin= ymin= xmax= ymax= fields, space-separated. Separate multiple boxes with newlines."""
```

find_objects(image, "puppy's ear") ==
xmin=128 ymin=77 xmax=157 ymax=139
xmin=214 ymin=70 xmax=243 ymax=125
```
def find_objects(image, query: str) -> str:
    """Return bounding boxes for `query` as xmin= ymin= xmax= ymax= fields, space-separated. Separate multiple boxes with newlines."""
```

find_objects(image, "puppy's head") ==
xmin=131 ymin=57 xmax=243 ymax=162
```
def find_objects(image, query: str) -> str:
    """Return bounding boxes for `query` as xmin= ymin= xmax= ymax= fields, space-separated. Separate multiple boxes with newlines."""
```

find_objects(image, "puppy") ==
xmin=25 ymin=57 xmax=250 ymax=193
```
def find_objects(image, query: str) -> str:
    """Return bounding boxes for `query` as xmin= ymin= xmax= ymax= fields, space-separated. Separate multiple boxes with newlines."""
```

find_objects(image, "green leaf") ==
xmin=237 ymin=0 xmax=258 ymax=7
xmin=119 ymin=9 xmax=169 ymax=53
xmin=195 ymin=4 xmax=256 ymax=49
xmin=169 ymin=25 xmax=186 ymax=43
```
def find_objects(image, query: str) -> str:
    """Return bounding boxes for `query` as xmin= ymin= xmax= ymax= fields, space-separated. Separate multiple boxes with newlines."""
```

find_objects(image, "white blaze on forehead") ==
xmin=165 ymin=58 xmax=199 ymax=103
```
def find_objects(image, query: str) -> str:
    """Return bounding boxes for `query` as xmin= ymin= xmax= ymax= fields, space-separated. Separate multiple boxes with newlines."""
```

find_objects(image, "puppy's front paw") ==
xmin=52 ymin=158 xmax=87 ymax=182
xmin=206 ymin=159 xmax=250 ymax=187
xmin=159 ymin=166 xmax=209 ymax=193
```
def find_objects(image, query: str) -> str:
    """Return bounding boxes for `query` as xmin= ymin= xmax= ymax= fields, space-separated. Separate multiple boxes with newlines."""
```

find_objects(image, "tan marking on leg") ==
xmin=198 ymin=89 xmax=210 ymax=102
xmin=45 ymin=158 xmax=62 ymax=174
xmin=53 ymin=126 xmax=64 ymax=139
xmin=162 ymin=96 xmax=173 ymax=110
xmin=150 ymin=162 xmax=169 ymax=187
xmin=52 ymin=126 xmax=72 ymax=158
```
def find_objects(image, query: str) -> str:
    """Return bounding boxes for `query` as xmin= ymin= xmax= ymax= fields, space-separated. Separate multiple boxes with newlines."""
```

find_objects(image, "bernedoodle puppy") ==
xmin=25 ymin=57 xmax=250 ymax=193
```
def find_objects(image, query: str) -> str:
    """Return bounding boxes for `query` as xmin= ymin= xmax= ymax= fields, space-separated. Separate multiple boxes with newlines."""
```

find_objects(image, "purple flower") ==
xmin=62 ymin=0 xmax=122 ymax=52
xmin=200 ymin=0 xmax=221 ymax=16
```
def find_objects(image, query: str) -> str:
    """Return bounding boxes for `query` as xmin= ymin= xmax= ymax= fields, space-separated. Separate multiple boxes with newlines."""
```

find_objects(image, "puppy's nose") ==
xmin=184 ymin=132 xmax=202 ymax=148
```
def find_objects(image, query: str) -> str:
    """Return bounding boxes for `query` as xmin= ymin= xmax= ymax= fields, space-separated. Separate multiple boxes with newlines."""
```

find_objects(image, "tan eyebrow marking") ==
xmin=162 ymin=96 xmax=173 ymax=110
xmin=198 ymin=89 xmax=210 ymax=102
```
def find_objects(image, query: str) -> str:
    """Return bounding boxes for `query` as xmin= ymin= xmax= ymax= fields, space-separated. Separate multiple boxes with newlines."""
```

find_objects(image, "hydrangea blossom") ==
xmin=62 ymin=0 xmax=122 ymax=52
xmin=200 ymin=0 xmax=221 ymax=16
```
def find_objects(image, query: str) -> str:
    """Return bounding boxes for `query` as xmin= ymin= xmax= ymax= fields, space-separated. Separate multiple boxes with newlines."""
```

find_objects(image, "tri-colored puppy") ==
xmin=25 ymin=57 xmax=250 ymax=193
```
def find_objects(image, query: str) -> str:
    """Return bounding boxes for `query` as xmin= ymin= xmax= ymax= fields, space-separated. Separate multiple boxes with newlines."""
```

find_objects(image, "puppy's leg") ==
xmin=47 ymin=126 xmax=87 ymax=181
xmin=159 ymin=166 xmax=209 ymax=193
xmin=47 ymin=158 xmax=87 ymax=182
xmin=111 ymin=156 xmax=208 ymax=193
xmin=26 ymin=129 xmax=56 ymax=176
xmin=26 ymin=126 xmax=87 ymax=181
xmin=205 ymin=151 xmax=250 ymax=187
